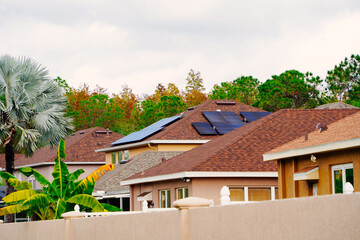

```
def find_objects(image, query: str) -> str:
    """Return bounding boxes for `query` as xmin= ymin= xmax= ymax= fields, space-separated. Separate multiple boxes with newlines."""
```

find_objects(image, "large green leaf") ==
xmin=67 ymin=194 xmax=105 ymax=212
xmin=22 ymin=193 xmax=55 ymax=209
xmin=20 ymin=167 xmax=55 ymax=192
xmin=0 ymin=171 xmax=16 ymax=181
xmin=7 ymin=178 xmax=32 ymax=190
xmin=101 ymin=203 xmax=122 ymax=212
xmin=0 ymin=205 xmax=25 ymax=216
xmin=69 ymin=169 xmax=85 ymax=182
xmin=52 ymin=140 xmax=69 ymax=198
xmin=2 ymin=189 xmax=38 ymax=203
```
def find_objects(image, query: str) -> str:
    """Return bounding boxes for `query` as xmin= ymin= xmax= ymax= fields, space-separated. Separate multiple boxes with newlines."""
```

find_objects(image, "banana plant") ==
xmin=0 ymin=139 xmax=119 ymax=220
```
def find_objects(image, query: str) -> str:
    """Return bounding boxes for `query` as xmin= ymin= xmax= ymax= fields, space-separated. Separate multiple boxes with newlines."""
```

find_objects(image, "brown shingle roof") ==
xmin=113 ymin=100 xmax=265 ymax=144
xmin=0 ymin=154 xmax=24 ymax=169
xmin=14 ymin=127 xmax=123 ymax=167
xmin=267 ymin=111 xmax=360 ymax=154
xmin=94 ymin=151 xmax=184 ymax=193
xmin=127 ymin=108 xmax=359 ymax=180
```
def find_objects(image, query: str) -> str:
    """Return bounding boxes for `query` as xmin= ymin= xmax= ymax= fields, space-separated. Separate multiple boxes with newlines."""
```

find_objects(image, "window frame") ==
xmin=176 ymin=187 xmax=189 ymax=200
xmin=159 ymin=189 xmax=171 ymax=208
xmin=229 ymin=186 xmax=277 ymax=202
xmin=331 ymin=163 xmax=353 ymax=194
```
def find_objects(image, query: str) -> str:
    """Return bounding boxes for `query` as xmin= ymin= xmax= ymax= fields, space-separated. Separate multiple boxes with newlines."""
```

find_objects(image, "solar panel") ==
xmin=229 ymin=122 xmax=246 ymax=129
xmin=202 ymin=111 xmax=227 ymax=124
xmin=192 ymin=122 xmax=218 ymax=135
xmin=240 ymin=112 xmax=271 ymax=123
xmin=111 ymin=115 xmax=181 ymax=146
xmin=219 ymin=112 xmax=244 ymax=124
xmin=212 ymin=122 xmax=233 ymax=135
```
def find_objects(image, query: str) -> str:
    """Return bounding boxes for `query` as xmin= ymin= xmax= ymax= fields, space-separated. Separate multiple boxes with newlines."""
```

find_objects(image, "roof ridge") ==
xmin=189 ymin=110 xmax=283 ymax=171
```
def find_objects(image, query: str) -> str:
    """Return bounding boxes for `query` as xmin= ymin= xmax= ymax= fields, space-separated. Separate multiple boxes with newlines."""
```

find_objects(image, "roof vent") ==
xmin=120 ymin=160 xmax=128 ymax=164
xmin=216 ymin=109 xmax=221 ymax=112
xmin=187 ymin=107 xmax=195 ymax=111
xmin=215 ymin=101 xmax=236 ymax=105
xmin=79 ymin=131 xmax=86 ymax=134
xmin=316 ymin=123 xmax=328 ymax=133
xmin=161 ymin=157 xmax=167 ymax=163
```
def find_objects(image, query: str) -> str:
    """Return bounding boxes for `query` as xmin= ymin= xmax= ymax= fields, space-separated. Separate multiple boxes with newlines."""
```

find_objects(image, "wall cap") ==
xmin=173 ymin=197 xmax=213 ymax=209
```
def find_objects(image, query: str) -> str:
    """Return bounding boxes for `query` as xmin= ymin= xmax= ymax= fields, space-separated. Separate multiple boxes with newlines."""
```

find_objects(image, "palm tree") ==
xmin=0 ymin=55 xmax=73 ymax=222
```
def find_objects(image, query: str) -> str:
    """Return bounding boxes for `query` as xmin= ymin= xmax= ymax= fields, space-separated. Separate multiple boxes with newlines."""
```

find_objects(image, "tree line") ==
xmin=59 ymin=54 xmax=360 ymax=135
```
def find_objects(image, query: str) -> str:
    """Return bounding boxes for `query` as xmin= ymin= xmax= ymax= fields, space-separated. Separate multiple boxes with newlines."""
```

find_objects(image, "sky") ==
xmin=1 ymin=0 xmax=359 ymax=96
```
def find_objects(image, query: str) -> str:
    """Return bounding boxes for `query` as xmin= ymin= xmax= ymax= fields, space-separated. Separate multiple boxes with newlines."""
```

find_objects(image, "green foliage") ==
xmin=133 ymin=95 xmax=188 ymax=128
xmin=326 ymin=54 xmax=360 ymax=102
xmin=0 ymin=140 xmax=116 ymax=220
xmin=54 ymin=76 xmax=71 ymax=94
xmin=254 ymin=70 xmax=322 ymax=111
xmin=209 ymin=76 xmax=260 ymax=105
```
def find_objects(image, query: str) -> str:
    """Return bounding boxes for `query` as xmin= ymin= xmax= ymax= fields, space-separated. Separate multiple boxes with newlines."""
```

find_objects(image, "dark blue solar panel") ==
xmin=229 ymin=122 xmax=246 ymax=129
xmin=213 ymin=122 xmax=233 ymax=135
xmin=202 ymin=111 xmax=227 ymax=124
xmin=219 ymin=112 xmax=244 ymax=124
xmin=192 ymin=122 xmax=218 ymax=135
xmin=240 ymin=112 xmax=271 ymax=123
xmin=111 ymin=115 xmax=181 ymax=146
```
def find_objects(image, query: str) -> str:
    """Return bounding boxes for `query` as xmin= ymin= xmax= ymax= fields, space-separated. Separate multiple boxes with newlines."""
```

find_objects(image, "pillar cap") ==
xmin=61 ymin=211 xmax=85 ymax=220
xmin=173 ymin=197 xmax=213 ymax=209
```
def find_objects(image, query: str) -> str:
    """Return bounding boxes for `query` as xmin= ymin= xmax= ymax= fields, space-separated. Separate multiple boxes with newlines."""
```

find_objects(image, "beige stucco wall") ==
xmin=13 ymin=164 xmax=104 ymax=190
xmin=105 ymin=144 xmax=201 ymax=164
xmin=279 ymin=147 xmax=360 ymax=199
xmin=130 ymin=177 xmax=277 ymax=211
xmin=1 ymin=193 xmax=360 ymax=240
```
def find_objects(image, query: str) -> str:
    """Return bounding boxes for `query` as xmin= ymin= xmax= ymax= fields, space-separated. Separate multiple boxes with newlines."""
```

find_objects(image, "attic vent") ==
xmin=161 ymin=157 xmax=167 ymax=163
xmin=95 ymin=131 xmax=112 ymax=134
xmin=215 ymin=101 xmax=236 ymax=105
xmin=187 ymin=107 xmax=195 ymax=111
xmin=79 ymin=131 xmax=86 ymax=134
xmin=316 ymin=123 xmax=328 ymax=133
xmin=120 ymin=160 xmax=128 ymax=164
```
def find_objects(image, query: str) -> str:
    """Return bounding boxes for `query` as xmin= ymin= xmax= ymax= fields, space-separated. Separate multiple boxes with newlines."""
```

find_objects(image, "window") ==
xmin=159 ymin=189 xmax=171 ymax=208
xmin=332 ymin=163 xmax=353 ymax=194
xmin=176 ymin=187 xmax=188 ymax=200
xmin=229 ymin=186 xmax=277 ymax=202
xmin=111 ymin=150 xmax=130 ymax=164
xmin=111 ymin=152 xmax=116 ymax=164
xmin=28 ymin=176 xmax=36 ymax=189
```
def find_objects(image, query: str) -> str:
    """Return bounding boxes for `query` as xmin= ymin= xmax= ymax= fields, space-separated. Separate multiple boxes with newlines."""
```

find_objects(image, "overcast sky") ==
xmin=1 ymin=0 xmax=359 ymax=96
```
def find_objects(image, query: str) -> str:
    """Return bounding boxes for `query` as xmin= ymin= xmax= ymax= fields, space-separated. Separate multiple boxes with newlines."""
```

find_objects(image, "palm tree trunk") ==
xmin=4 ymin=140 xmax=15 ymax=223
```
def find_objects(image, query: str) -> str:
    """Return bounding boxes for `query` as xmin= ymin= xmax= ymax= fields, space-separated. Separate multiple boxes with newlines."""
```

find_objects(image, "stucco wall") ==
xmin=1 ymin=193 xmax=359 ymax=240
xmin=279 ymin=147 xmax=360 ymax=198
xmin=130 ymin=177 xmax=277 ymax=210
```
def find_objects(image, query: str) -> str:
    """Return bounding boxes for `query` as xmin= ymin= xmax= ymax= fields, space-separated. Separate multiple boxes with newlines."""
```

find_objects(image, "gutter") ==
xmin=263 ymin=138 xmax=360 ymax=161
xmin=4 ymin=162 xmax=106 ymax=170
xmin=95 ymin=140 xmax=210 ymax=152
xmin=121 ymin=171 xmax=278 ymax=186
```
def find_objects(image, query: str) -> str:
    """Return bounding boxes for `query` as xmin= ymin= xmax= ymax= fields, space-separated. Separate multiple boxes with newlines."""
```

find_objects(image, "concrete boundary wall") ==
xmin=1 ymin=193 xmax=359 ymax=240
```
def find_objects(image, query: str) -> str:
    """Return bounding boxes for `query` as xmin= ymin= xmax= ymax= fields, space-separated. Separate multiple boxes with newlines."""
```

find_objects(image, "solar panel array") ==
xmin=240 ymin=112 xmax=271 ymax=123
xmin=111 ymin=115 xmax=181 ymax=146
xmin=192 ymin=122 xmax=218 ymax=135
xmin=192 ymin=111 xmax=270 ymax=135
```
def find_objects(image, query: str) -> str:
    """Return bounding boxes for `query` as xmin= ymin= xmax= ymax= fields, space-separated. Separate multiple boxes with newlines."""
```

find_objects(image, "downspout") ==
xmin=147 ymin=142 xmax=158 ymax=151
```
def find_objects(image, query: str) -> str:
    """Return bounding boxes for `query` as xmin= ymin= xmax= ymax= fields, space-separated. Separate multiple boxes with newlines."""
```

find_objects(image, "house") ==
xmin=263 ymin=111 xmax=360 ymax=199
xmin=121 ymin=108 xmax=360 ymax=211
xmin=8 ymin=127 xmax=123 ymax=190
xmin=95 ymin=100 xmax=270 ymax=164
xmin=94 ymin=151 xmax=184 ymax=211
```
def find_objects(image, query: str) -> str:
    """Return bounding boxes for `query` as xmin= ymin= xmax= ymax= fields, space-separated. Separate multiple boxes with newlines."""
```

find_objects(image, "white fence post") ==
xmin=344 ymin=182 xmax=354 ymax=194
xmin=220 ymin=186 xmax=230 ymax=205
xmin=142 ymin=200 xmax=148 ymax=212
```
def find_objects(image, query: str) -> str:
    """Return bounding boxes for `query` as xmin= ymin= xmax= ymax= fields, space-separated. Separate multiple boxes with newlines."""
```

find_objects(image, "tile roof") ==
xmin=0 ymin=154 xmax=24 ymax=169
xmin=14 ymin=127 xmax=123 ymax=167
xmin=94 ymin=151 xmax=184 ymax=193
xmin=267 ymin=111 xmax=360 ymax=154
xmin=127 ymin=108 xmax=359 ymax=181
xmin=111 ymin=100 xmax=265 ymax=145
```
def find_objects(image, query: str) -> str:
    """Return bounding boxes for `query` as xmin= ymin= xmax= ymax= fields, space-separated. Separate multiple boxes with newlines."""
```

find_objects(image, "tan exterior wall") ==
xmin=130 ymin=177 xmax=277 ymax=210
xmin=1 ymin=193 xmax=360 ymax=240
xmin=13 ymin=164 xmax=104 ymax=190
xmin=279 ymin=147 xmax=360 ymax=198
xmin=105 ymin=144 xmax=201 ymax=164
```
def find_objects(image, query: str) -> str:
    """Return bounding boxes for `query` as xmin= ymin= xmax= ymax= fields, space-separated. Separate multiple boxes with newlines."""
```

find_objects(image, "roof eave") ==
xmin=121 ymin=171 xmax=278 ymax=186
xmin=263 ymin=138 xmax=360 ymax=161
xmin=95 ymin=140 xmax=210 ymax=152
